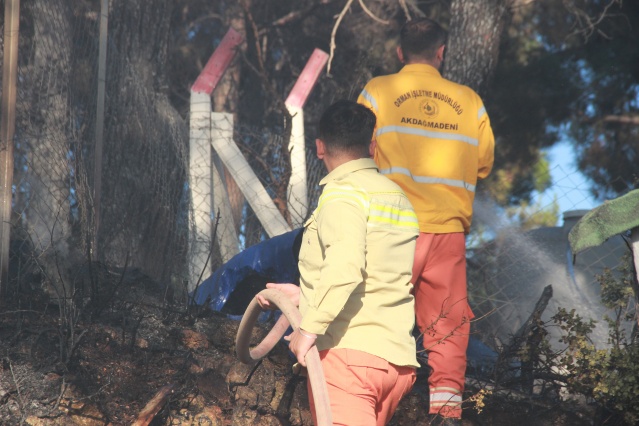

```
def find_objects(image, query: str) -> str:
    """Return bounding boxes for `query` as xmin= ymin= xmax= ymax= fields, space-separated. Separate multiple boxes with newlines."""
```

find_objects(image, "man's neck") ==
xmin=405 ymin=59 xmax=440 ymax=70
xmin=324 ymin=154 xmax=365 ymax=173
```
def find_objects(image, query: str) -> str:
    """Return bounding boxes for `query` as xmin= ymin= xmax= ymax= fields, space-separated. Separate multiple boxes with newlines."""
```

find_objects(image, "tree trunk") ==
xmin=99 ymin=0 xmax=188 ymax=284
xmin=444 ymin=0 xmax=511 ymax=95
xmin=24 ymin=0 xmax=74 ymax=291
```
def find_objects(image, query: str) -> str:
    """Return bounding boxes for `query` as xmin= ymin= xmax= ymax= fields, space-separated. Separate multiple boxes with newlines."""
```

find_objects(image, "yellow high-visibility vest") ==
xmin=358 ymin=64 xmax=495 ymax=234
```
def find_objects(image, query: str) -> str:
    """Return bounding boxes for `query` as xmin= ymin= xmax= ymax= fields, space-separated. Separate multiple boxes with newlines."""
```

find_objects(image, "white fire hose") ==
xmin=235 ymin=289 xmax=333 ymax=426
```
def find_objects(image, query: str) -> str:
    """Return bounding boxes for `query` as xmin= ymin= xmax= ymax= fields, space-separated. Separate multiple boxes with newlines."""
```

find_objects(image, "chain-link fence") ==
xmin=1 ymin=1 xmax=633 ymax=341
xmin=8 ymin=0 xmax=102 ymax=300
xmin=468 ymin=162 xmax=634 ymax=349
xmin=4 ymin=1 xmax=193 ymax=301
xmin=1 ymin=1 xmax=328 ymax=304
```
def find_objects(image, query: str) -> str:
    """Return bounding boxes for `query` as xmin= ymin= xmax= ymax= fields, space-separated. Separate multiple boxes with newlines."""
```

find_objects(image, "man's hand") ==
xmin=285 ymin=328 xmax=317 ymax=367
xmin=255 ymin=284 xmax=315 ymax=366
xmin=256 ymin=283 xmax=300 ymax=310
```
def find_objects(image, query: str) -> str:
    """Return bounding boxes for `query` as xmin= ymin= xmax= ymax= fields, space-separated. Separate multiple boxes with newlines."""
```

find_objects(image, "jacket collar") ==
xmin=399 ymin=63 xmax=441 ymax=77
xmin=319 ymin=158 xmax=378 ymax=186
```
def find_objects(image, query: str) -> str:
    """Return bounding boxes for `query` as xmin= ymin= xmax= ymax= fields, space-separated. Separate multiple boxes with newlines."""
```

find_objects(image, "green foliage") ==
xmin=560 ymin=1 xmax=639 ymax=199
xmin=504 ymin=198 xmax=560 ymax=230
xmin=500 ymin=154 xmax=559 ymax=228
xmin=552 ymin=307 xmax=606 ymax=395
xmin=489 ymin=252 xmax=638 ymax=423
xmin=484 ymin=0 xmax=638 ymax=205
xmin=532 ymin=153 xmax=552 ymax=193
xmin=550 ymin=254 xmax=639 ymax=424
xmin=599 ymin=263 xmax=635 ymax=314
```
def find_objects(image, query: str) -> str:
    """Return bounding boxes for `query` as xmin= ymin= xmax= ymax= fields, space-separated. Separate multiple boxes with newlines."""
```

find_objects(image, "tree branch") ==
xmin=398 ymin=0 xmax=411 ymax=21
xmin=358 ymin=0 xmax=390 ymax=25
xmin=261 ymin=0 xmax=338 ymax=35
xmin=132 ymin=384 xmax=176 ymax=426
xmin=603 ymin=114 xmax=639 ymax=125
xmin=327 ymin=0 xmax=355 ymax=76
xmin=564 ymin=0 xmax=621 ymax=42
xmin=509 ymin=0 xmax=539 ymax=9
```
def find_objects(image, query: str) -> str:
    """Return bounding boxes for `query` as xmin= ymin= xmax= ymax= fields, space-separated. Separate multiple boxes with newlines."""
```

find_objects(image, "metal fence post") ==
xmin=0 ymin=0 xmax=20 ymax=294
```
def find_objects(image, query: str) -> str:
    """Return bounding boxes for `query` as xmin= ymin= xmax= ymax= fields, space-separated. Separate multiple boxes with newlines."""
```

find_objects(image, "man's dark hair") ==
xmin=318 ymin=100 xmax=375 ymax=157
xmin=400 ymin=18 xmax=448 ymax=62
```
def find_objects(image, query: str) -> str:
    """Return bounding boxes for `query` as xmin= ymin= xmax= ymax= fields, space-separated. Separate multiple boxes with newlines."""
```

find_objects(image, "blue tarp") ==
xmin=191 ymin=226 xmax=497 ymax=375
xmin=191 ymin=228 xmax=303 ymax=316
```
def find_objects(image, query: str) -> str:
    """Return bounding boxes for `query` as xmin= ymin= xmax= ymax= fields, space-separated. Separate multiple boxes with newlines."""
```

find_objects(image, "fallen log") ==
xmin=132 ymin=383 xmax=175 ymax=426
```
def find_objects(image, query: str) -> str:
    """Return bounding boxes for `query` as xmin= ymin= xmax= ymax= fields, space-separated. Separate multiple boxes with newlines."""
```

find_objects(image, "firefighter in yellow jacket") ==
xmin=358 ymin=18 xmax=495 ymax=425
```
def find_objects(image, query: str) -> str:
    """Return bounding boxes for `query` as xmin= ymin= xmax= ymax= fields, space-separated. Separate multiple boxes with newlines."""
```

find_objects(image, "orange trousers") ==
xmin=308 ymin=348 xmax=416 ymax=426
xmin=412 ymin=233 xmax=472 ymax=419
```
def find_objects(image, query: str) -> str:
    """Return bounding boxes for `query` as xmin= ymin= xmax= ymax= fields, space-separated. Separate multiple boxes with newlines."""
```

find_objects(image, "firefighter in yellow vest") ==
xmin=358 ymin=18 xmax=495 ymax=425
xmin=259 ymin=101 xmax=420 ymax=425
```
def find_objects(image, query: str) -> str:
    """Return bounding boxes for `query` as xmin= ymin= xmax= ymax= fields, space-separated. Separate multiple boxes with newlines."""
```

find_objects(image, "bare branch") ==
xmin=43 ymin=378 xmax=68 ymax=419
xmin=398 ymin=0 xmax=411 ymax=21
xmin=132 ymin=384 xmax=176 ymax=426
xmin=327 ymin=0 xmax=355 ymax=76
xmin=262 ymin=0 xmax=338 ymax=35
xmin=564 ymin=0 xmax=622 ymax=42
xmin=238 ymin=3 xmax=291 ymax=121
xmin=358 ymin=0 xmax=390 ymax=25
xmin=404 ymin=0 xmax=426 ymax=18
xmin=510 ymin=0 xmax=539 ymax=9
xmin=8 ymin=360 xmax=25 ymax=420
xmin=240 ymin=1 xmax=266 ymax=74
xmin=603 ymin=114 xmax=639 ymax=125
xmin=270 ymin=7 xmax=313 ymax=28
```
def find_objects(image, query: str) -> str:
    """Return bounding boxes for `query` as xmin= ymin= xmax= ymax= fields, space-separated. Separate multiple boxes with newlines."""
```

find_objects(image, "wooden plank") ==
xmin=285 ymin=49 xmax=329 ymax=109
xmin=286 ymin=105 xmax=307 ymax=227
xmin=191 ymin=28 xmax=243 ymax=95
xmin=210 ymin=113 xmax=240 ymax=261
xmin=210 ymin=112 xmax=291 ymax=238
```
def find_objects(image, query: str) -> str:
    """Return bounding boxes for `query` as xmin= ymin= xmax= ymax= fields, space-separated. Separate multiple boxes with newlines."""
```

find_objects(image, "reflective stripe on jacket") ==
xmin=299 ymin=158 xmax=420 ymax=368
xmin=358 ymin=64 xmax=495 ymax=234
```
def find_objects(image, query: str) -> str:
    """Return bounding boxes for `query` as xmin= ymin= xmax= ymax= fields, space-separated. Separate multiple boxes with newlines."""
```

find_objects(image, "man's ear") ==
xmin=369 ymin=139 xmax=377 ymax=158
xmin=316 ymin=138 xmax=326 ymax=160
xmin=396 ymin=46 xmax=405 ymax=63
xmin=436 ymin=45 xmax=445 ymax=62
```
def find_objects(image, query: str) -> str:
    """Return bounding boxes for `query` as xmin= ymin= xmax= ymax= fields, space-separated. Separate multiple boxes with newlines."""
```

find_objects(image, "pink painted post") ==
xmin=285 ymin=49 xmax=329 ymax=108
xmin=191 ymin=28 xmax=243 ymax=94
xmin=285 ymin=49 xmax=329 ymax=227
xmin=189 ymin=27 xmax=243 ymax=290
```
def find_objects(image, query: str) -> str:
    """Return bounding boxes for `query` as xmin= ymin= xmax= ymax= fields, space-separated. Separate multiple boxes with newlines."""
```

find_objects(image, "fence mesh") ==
xmin=1 ymin=1 xmax=634 ymax=344
xmin=6 ymin=1 xmax=193 ymax=300
xmin=469 ymin=163 xmax=634 ymax=348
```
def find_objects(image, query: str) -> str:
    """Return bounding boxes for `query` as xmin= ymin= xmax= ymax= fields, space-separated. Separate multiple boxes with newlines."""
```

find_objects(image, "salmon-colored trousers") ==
xmin=308 ymin=348 xmax=416 ymax=426
xmin=412 ymin=233 xmax=472 ymax=419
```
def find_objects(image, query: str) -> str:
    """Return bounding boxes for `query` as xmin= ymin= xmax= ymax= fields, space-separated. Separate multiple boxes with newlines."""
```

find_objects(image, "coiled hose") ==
xmin=235 ymin=289 xmax=332 ymax=426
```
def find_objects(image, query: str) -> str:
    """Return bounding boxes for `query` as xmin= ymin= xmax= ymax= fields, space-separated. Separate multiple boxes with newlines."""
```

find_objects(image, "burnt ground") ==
xmin=0 ymin=273 xmax=597 ymax=426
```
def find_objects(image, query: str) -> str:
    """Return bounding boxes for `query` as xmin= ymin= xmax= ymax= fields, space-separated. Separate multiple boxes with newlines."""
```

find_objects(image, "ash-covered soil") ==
xmin=0 ymin=271 xmax=594 ymax=425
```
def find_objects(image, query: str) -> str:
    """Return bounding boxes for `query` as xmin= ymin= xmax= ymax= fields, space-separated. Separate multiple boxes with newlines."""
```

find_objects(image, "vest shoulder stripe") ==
xmin=477 ymin=105 xmax=486 ymax=120
xmin=359 ymin=89 xmax=378 ymax=113
xmin=379 ymin=167 xmax=476 ymax=192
